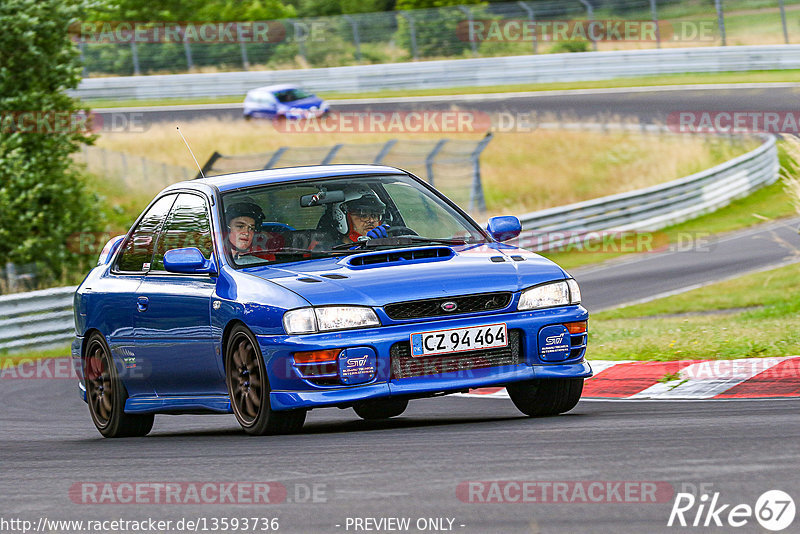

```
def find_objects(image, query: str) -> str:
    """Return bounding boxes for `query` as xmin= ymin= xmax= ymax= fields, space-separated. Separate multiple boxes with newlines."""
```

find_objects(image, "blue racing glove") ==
xmin=366 ymin=224 xmax=390 ymax=239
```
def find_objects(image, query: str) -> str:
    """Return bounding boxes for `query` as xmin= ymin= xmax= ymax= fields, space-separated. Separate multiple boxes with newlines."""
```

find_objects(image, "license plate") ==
xmin=410 ymin=323 xmax=508 ymax=357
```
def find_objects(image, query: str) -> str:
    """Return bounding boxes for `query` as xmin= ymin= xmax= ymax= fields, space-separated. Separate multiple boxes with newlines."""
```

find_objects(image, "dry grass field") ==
xmin=94 ymin=117 xmax=755 ymax=218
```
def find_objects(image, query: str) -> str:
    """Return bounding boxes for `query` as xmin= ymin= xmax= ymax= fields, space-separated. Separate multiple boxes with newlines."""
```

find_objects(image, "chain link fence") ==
xmin=76 ymin=0 xmax=800 ymax=77
xmin=73 ymin=145 xmax=195 ymax=192
xmin=200 ymin=135 xmax=492 ymax=211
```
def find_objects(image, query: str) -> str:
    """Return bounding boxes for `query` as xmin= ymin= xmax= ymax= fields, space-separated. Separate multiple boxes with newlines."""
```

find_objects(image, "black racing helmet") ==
xmin=342 ymin=190 xmax=386 ymax=216
xmin=225 ymin=201 xmax=265 ymax=228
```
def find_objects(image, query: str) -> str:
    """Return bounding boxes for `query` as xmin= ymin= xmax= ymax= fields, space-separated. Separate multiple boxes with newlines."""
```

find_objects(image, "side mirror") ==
xmin=164 ymin=248 xmax=217 ymax=275
xmin=98 ymin=235 xmax=125 ymax=266
xmin=487 ymin=216 xmax=522 ymax=242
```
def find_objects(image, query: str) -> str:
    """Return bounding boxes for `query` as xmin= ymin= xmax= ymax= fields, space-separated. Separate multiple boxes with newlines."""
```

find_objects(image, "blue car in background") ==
xmin=73 ymin=165 xmax=591 ymax=437
xmin=243 ymin=84 xmax=329 ymax=121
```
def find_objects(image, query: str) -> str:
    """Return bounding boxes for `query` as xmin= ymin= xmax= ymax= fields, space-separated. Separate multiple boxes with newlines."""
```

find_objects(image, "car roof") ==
xmin=247 ymin=84 xmax=300 ymax=95
xmin=168 ymin=164 xmax=408 ymax=193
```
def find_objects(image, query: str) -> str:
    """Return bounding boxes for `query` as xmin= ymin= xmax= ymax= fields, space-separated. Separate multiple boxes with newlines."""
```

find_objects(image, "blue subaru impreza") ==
xmin=73 ymin=165 xmax=591 ymax=437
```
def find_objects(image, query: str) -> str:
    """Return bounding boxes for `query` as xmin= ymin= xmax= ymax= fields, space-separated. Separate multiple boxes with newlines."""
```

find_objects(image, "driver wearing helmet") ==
xmin=225 ymin=200 xmax=274 ymax=264
xmin=333 ymin=187 xmax=391 ymax=244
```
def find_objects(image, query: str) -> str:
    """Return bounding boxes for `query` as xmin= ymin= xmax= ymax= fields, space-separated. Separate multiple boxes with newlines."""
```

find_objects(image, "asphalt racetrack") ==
xmin=95 ymin=83 xmax=800 ymax=126
xmin=574 ymin=215 xmax=800 ymax=312
xmin=2 ymin=377 xmax=800 ymax=534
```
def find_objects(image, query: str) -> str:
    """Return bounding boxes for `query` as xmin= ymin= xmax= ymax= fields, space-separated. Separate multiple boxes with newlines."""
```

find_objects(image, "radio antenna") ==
xmin=177 ymin=125 xmax=204 ymax=179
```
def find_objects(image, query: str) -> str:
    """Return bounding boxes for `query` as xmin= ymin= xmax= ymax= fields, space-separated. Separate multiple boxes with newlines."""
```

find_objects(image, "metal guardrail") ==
xmin=516 ymin=133 xmax=779 ymax=250
xmin=72 ymin=45 xmax=800 ymax=101
xmin=0 ymin=286 xmax=76 ymax=354
xmin=0 ymin=133 xmax=780 ymax=353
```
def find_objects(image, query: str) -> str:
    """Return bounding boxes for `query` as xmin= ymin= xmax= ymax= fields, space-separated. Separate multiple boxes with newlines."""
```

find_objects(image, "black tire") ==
xmin=225 ymin=325 xmax=306 ymax=435
xmin=84 ymin=333 xmax=154 ymax=438
xmin=353 ymin=398 xmax=409 ymax=420
xmin=506 ymin=378 xmax=584 ymax=417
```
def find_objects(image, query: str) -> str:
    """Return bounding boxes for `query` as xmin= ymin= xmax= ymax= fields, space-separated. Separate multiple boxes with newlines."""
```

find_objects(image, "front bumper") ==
xmin=261 ymin=305 xmax=591 ymax=411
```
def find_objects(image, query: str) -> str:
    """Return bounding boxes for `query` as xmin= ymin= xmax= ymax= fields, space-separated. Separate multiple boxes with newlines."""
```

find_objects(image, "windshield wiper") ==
xmin=401 ymin=236 xmax=471 ymax=246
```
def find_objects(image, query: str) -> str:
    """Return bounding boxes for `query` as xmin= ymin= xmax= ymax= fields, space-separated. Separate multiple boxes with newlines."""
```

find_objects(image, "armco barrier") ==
xmin=0 ymin=286 xmax=77 ymax=354
xmin=516 ymin=132 xmax=779 ymax=250
xmin=0 ymin=133 xmax=780 ymax=353
xmin=71 ymin=45 xmax=800 ymax=101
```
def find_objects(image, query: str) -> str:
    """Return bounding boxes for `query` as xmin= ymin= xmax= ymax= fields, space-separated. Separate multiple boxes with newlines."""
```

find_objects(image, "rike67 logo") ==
xmin=668 ymin=490 xmax=795 ymax=531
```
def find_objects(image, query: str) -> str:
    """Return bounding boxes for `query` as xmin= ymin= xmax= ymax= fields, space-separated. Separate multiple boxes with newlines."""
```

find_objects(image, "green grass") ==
xmin=85 ymin=70 xmax=800 ymax=109
xmin=1 ymin=346 xmax=71 ymax=368
xmin=588 ymin=262 xmax=800 ymax=361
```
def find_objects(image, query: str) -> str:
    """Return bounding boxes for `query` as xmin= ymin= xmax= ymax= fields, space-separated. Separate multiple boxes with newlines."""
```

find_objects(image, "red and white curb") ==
xmin=464 ymin=356 xmax=800 ymax=400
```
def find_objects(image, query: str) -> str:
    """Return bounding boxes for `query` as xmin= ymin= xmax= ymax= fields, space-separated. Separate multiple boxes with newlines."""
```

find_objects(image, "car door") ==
xmin=100 ymin=194 xmax=178 ymax=397
xmin=134 ymin=192 xmax=224 ymax=396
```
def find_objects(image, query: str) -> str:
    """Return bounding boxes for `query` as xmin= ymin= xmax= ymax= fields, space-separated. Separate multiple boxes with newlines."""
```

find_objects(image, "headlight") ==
xmin=283 ymin=306 xmax=380 ymax=334
xmin=518 ymin=279 xmax=580 ymax=311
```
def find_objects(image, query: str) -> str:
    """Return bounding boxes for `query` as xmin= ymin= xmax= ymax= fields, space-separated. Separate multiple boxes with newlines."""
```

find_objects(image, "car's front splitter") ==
xmin=269 ymin=360 xmax=592 ymax=411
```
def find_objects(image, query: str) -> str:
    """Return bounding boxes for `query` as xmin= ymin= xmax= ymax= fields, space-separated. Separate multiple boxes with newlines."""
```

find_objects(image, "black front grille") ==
xmin=384 ymin=292 xmax=512 ymax=320
xmin=391 ymin=330 xmax=521 ymax=379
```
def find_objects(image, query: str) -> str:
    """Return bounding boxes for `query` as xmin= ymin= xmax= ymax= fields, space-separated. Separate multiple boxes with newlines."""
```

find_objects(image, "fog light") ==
xmin=564 ymin=321 xmax=587 ymax=334
xmin=293 ymin=349 xmax=341 ymax=364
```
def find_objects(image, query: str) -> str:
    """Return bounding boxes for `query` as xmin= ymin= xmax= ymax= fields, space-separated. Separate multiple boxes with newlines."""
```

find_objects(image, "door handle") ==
xmin=137 ymin=296 xmax=149 ymax=312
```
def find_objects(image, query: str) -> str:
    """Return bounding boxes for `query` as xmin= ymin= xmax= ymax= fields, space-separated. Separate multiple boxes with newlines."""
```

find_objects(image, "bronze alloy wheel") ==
xmin=83 ymin=333 xmax=154 ymax=438
xmin=85 ymin=338 xmax=113 ymax=428
xmin=227 ymin=331 xmax=264 ymax=426
xmin=225 ymin=325 xmax=306 ymax=435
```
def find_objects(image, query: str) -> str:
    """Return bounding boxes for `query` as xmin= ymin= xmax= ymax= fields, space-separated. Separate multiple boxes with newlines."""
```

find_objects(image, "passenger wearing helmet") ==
xmin=225 ymin=201 xmax=273 ymax=264
xmin=334 ymin=188 xmax=391 ymax=244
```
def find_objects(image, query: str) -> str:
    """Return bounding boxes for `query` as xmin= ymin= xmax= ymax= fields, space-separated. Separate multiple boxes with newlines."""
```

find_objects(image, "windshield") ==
xmin=273 ymin=88 xmax=312 ymax=103
xmin=220 ymin=174 xmax=487 ymax=267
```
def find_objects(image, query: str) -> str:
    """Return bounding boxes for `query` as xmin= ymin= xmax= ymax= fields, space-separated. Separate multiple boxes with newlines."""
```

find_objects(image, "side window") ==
xmin=116 ymin=195 xmax=177 ymax=272
xmin=152 ymin=193 xmax=214 ymax=272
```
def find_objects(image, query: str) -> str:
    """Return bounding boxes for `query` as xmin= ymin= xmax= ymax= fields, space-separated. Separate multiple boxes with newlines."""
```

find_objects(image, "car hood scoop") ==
xmin=345 ymin=246 xmax=454 ymax=268
xmin=245 ymin=246 xmax=568 ymax=308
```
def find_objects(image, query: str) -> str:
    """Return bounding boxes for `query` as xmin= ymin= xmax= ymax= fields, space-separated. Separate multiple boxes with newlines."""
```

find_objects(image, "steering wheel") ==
xmin=261 ymin=222 xmax=295 ymax=232
xmin=386 ymin=225 xmax=418 ymax=237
